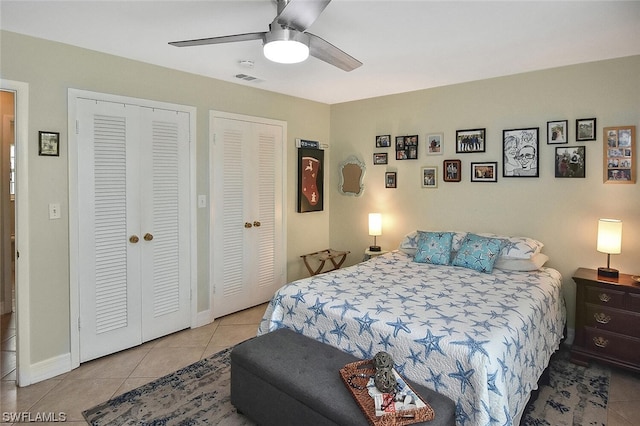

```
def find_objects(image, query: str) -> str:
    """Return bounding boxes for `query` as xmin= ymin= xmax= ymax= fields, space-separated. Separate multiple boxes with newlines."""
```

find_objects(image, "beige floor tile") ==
xmin=128 ymin=346 xmax=204 ymax=378
xmin=1 ymin=335 xmax=15 ymax=351
xmin=152 ymin=321 xmax=218 ymax=348
xmin=0 ymin=378 xmax=62 ymax=412
xmin=64 ymin=344 xmax=151 ymax=380
xmin=209 ymin=324 xmax=258 ymax=347
xmin=112 ymin=377 xmax=158 ymax=397
xmin=201 ymin=343 xmax=232 ymax=359
xmin=1 ymin=350 xmax=17 ymax=378
xmin=607 ymin=409 xmax=634 ymax=426
xmin=609 ymin=368 xmax=640 ymax=402
xmin=219 ymin=303 xmax=267 ymax=325
xmin=608 ymin=400 xmax=640 ymax=425
xmin=28 ymin=378 xmax=125 ymax=422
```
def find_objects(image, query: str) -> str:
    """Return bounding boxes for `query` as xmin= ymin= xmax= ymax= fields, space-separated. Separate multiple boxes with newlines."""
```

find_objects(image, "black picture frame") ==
xmin=385 ymin=172 xmax=397 ymax=188
xmin=443 ymin=159 xmax=461 ymax=182
xmin=297 ymin=148 xmax=324 ymax=213
xmin=373 ymin=152 xmax=388 ymax=165
xmin=547 ymin=120 xmax=568 ymax=144
xmin=471 ymin=162 xmax=498 ymax=182
xmin=455 ymin=128 xmax=486 ymax=153
xmin=555 ymin=146 xmax=586 ymax=178
xmin=395 ymin=135 xmax=418 ymax=160
xmin=576 ymin=118 xmax=597 ymax=141
xmin=376 ymin=135 xmax=391 ymax=148
xmin=39 ymin=131 xmax=60 ymax=156
xmin=502 ymin=127 xmax=539 ymax=177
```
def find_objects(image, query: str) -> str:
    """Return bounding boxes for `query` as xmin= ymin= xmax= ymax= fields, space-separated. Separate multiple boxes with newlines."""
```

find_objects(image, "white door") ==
xmin=76 ymin=99 xmax=191 ymax=362
xmin=210 ymin=113 xmax=285 ymax=318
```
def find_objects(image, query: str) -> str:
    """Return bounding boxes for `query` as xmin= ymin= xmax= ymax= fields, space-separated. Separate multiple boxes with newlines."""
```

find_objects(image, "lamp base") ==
xmin=369 ymin=245 xmax=381 ymax=252
xmin=598 ymin=267 xmax=619 ymax=278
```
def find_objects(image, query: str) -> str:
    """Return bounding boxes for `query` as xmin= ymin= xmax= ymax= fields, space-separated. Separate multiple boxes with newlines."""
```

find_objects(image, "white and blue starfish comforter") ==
xmin=258 ymin=251 xmax=566 ymax=426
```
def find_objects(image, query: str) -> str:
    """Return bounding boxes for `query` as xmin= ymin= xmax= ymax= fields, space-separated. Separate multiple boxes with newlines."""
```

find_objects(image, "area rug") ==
xmin=520 ymin=349 xmax=610 ymax=426
xmin=84 ymin=346 xmax=609 ymax=426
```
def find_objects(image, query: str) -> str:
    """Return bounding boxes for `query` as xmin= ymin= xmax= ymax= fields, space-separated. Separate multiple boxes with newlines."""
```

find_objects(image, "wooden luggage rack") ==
xmin=300 ymin=249 xmax=350 ymax=276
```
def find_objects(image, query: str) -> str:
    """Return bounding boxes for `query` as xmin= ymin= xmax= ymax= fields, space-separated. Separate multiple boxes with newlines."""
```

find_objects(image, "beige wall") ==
xmin=0 ymin=30 xmax=330 ymax=365
xmin=329 ymin=55 xmax=640 ymax=335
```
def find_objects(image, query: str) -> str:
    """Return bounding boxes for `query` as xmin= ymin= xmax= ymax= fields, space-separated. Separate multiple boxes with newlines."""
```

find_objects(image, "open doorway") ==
xmin=1 ymin=89 xmax=16 ymax=381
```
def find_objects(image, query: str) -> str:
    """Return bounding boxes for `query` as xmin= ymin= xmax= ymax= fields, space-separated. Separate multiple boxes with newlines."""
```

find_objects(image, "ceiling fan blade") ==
xmin=307 ymin=32 xmax=362 ymax=72
xmin=275 ymin=0 xmax=331 ymax=32
xmin=169 ymin=32 xmax=265 ymax=47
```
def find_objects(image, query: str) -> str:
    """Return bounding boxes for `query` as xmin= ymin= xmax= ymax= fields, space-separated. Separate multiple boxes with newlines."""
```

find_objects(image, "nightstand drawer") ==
xmin=584 ymin=327 xmax=640 ymax=365
xmin=585 ymin=285 xmax=626 ymax=309
xmin=629 ymin=293 xmax=640 ymax=312
xmin=585 ymin=304 xmax=640 ymax=338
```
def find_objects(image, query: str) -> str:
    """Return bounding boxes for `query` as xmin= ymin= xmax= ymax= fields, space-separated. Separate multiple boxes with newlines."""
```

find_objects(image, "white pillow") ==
xmin=493 ymin=253 xmax=549 ymax=271
xmin=478 ymin=233 xmax=544 ymax=260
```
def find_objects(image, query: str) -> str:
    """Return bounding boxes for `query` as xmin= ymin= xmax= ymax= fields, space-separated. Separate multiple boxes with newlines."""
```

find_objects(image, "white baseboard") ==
xmin=28 ymin=352 xmax=72 ymax=385
xmin=195 ymin=308 xmax=214 ymax=328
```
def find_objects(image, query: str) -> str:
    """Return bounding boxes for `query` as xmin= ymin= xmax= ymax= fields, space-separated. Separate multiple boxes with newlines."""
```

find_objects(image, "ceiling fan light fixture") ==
xmin=263 ymin=28 xmax=309 ymax=64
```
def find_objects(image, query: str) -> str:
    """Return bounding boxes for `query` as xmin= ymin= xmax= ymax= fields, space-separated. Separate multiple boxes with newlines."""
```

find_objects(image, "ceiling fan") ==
xmin=169 ymin=0 xmax=362 ymax=72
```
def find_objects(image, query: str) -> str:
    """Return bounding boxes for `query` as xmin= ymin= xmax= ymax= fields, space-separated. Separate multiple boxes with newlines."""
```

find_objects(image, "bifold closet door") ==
xmin=76 ymin=100 xmax=190 ymax=362
xmin=210 ymin=114 xmax=285 ymax=318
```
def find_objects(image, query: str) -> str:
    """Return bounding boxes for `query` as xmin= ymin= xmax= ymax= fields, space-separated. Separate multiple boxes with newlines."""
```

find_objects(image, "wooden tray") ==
xmin=339 ymin=360 xmax=435 ymax=426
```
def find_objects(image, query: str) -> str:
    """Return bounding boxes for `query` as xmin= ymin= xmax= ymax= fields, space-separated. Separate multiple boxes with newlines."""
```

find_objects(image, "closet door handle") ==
xmin=244 ymin=222 xmax=253 ymax=228
xmin=253 ymin=221 xmax=261 ymax=227
xmin=144 ymin=233 xmax=154 ymax=241
xmin=129 ymin=235 xmax=140 ymax=244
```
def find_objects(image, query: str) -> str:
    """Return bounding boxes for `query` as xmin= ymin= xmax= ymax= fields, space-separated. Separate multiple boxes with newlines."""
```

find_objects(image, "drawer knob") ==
xmin=593 ymin=336 xmax=609 ymax=348
xmin=598 ymin=293 xmax=611 ymax=303
xmin=594 ymin=313 xmax=611 ymax=324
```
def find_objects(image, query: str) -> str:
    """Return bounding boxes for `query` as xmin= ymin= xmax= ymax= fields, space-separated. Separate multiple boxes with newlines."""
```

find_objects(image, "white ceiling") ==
xmin=2 ymin=0 xmax=640 ymax=104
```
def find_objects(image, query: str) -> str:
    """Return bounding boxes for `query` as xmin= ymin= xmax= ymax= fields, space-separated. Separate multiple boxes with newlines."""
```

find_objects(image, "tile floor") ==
xmin=2 ymin=304 xmax=640 ymax=425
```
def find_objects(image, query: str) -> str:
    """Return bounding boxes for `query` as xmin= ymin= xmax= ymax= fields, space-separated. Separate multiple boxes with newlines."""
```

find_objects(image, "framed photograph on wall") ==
xmin=503 ymin=127 xmax=539 ymax=177
xmin=555 ymin=146 xmax=586 ymax=178
xmin=455 ymin=128 xmax=485 ymax=153
xmin=396 ymin=135 xmax=418 ymax=160
xmin=421 ymin=167 xmax=438 ymax=188
xmin=376 ymin=135 xmax=391 ymax=148
xmin=443 ymin=159 xmax=461 ymax=182
xmin=576 ymin=118 xmax=597 ymax=141
xmin=604 ymin=125 xmax=635 ymax=184
xmin=373 ymin=152 xmax=388 ymax=165
xmin=471 ymin=162 xmax=497 ymax=182
xmin=426 ymin=133 xmax=443 ymax=155
xmin=297 ymin=148 xmax=324 ymax=213
xmin=385 ymin=171 xmax=397 ymax=188
xmin=547 ymin=120 xmax=568 ymax=144
xmin=39 ymin=131 xmax=60 ymax=156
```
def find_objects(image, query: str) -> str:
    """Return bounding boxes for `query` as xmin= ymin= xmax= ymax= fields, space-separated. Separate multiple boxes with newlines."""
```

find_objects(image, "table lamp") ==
xmin=368 ymin=213 xmax=382 ymax=252
xmin=597 ymin=218 xmax=622 ymax=278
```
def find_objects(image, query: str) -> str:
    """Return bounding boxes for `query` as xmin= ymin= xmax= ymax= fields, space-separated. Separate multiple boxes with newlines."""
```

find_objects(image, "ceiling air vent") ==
xmin=235 ymin=73 xmax=263 ymax=83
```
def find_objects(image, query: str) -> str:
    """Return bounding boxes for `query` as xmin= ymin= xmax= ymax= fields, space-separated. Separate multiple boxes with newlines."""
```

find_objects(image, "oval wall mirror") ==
xmin=339 ymin=156 xmax=366 ymax=196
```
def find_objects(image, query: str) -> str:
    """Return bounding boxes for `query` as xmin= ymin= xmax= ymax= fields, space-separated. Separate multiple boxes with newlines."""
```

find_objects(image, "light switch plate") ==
xmin=49 ymin=203 xmax=61 ymax=219
xmin=198 ymin=195 xmax=207 ymax=208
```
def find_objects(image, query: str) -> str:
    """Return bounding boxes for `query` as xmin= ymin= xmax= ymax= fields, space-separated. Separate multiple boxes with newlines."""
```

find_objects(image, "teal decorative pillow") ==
xmin=413 ymin=232 xmax=454 ymax=265
xmin=452 ymin=233 xmax=505 ymax=273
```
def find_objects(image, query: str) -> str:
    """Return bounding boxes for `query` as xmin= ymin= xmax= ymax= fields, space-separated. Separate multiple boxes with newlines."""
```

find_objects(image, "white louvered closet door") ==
xmin=210 ymin=113 xmax=285 ymax=318
xmin=77 ymin=100 xmax=191 ymax=362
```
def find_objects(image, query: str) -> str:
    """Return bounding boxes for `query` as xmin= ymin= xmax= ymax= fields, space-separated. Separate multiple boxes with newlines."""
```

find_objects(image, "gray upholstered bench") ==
xmin=230 ymin=328 xmax=456 ymax=426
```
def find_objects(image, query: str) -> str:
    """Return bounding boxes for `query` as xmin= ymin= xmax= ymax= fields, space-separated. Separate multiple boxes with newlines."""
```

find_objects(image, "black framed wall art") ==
xmin=297 ymin=148 xmax=324 ymax=212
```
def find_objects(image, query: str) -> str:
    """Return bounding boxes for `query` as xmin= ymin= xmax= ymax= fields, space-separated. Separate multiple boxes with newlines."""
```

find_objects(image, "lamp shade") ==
xmin=263 ymin=29 xmax=310 ymax=64
xmin=368 ymin=213 xmax=382 ymax=236
xmin=597 ymin=218 xmax=622 ymax=254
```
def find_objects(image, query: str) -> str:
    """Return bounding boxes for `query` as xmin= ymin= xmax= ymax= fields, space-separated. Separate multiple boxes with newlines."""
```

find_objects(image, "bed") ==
xmin=258 ymin=231 xmax=566 ymax=426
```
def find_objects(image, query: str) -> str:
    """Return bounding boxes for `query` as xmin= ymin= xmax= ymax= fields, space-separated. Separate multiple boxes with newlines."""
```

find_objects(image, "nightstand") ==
xmin=570 ymin=267 xmax=640 ymax=373
xmin=363 ymin=248 xmax=388 ymax=261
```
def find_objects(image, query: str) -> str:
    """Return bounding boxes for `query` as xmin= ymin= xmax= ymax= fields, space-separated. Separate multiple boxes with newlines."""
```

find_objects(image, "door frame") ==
xmin=68 ymin=89 xmax=198 ymax=369
xmin=1 ymin=79 xmax=31 ymax=386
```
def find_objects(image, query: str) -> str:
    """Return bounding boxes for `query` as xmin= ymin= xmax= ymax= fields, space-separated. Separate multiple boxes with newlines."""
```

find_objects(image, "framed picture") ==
xmin=421 ymin=167 xmax=438 ymax=188
xmin=376 ymin=135 xmax=391 ymax=148
xmin=373 ymin=152 xmax=388 ymax=165
xmin=455 ymin=128 xmax=485 ymax=153
xmin=604 ymin=126 xmax=635 ymax=184
xmin=502 ymin=127 xmax=539 ymax=177
xmin=547 ymin=120 xmax=568 ymax=144
xmin=471 ymin=162 xmax=498 ymax=182
xmin=576 ymin=118 xmax=597 ymax=141
xmin=385 ymin=171 xmax=397 ymax=188
xmin=395 ymin=135 xmax=418 ymax=160
xmin=426 ymin=133 xmax=443 ymax=155
xmin=39 ymin=131 xmax=60 ymax=156
xmin=297 ymin=148 xmax=324 ymax=213
xmin=555 ymin=146 xmax=586 ymax=178
xmin=443 ymin=159 xmax=461 ymax=182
